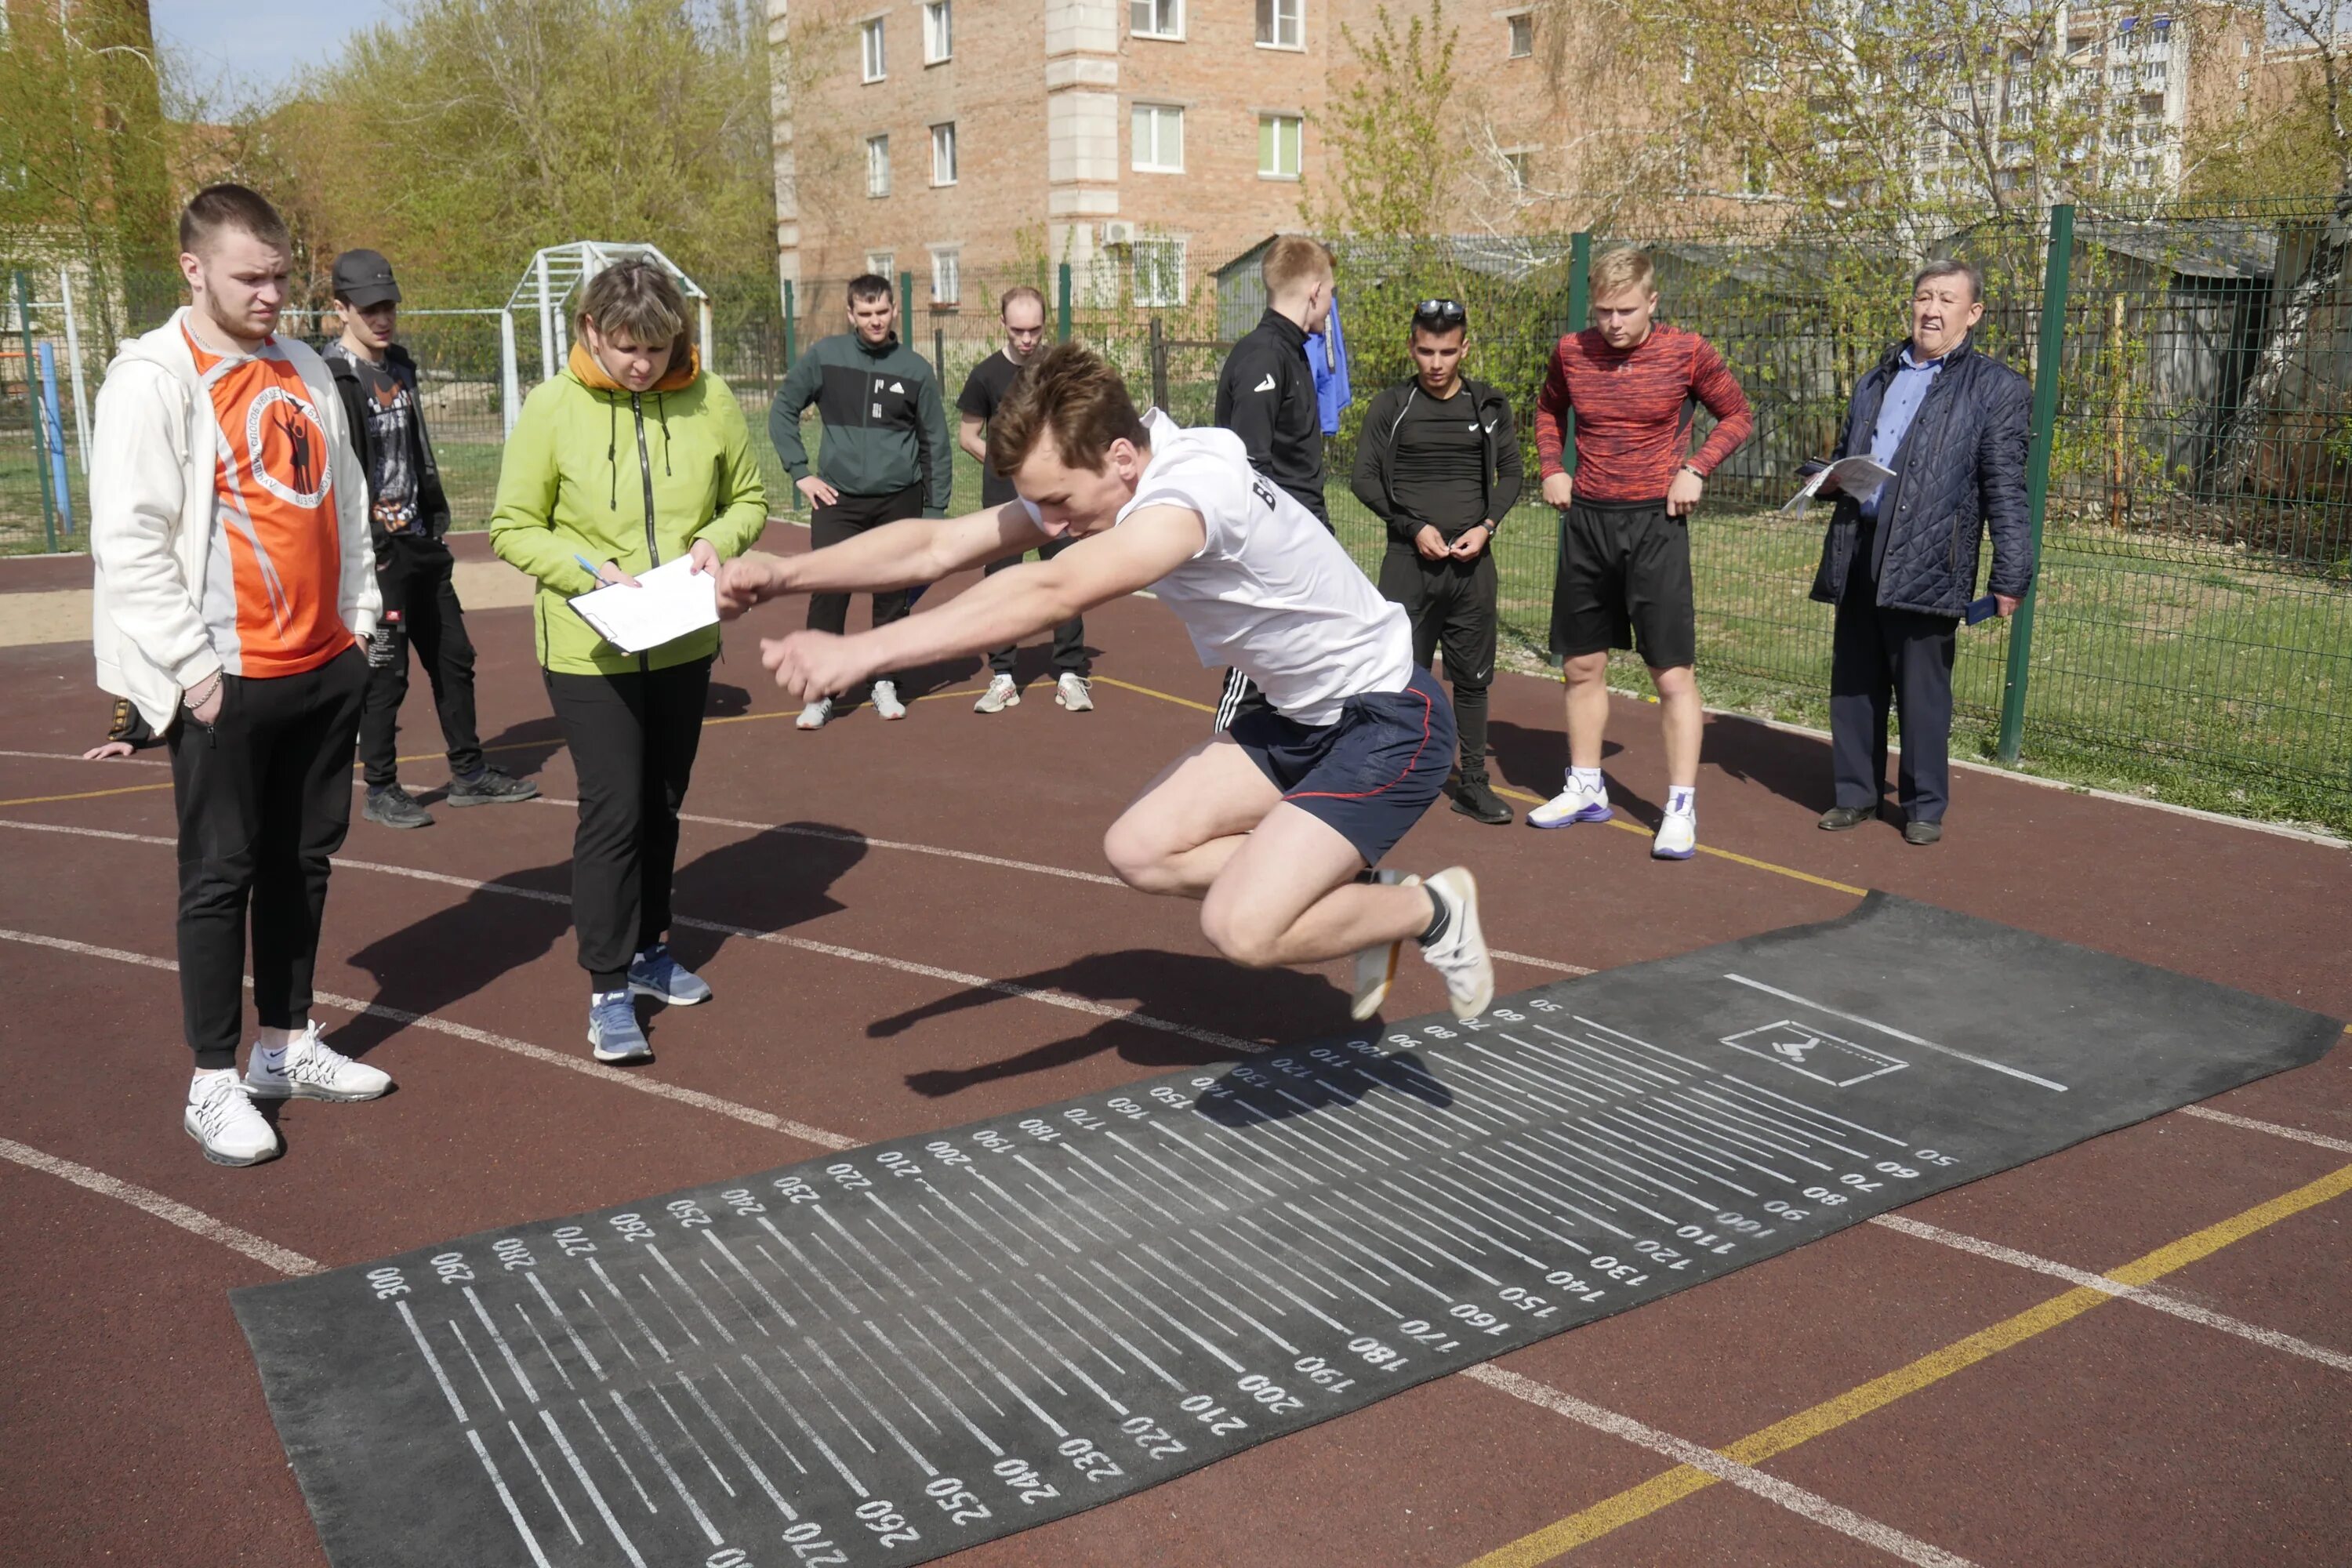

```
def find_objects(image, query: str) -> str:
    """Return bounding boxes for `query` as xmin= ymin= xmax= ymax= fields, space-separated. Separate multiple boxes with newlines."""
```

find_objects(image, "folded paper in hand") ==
xmin=1782 ymin=456 xmax=1897 ymax=514
xmin=568 ymin=557 xmax=720 ymax=654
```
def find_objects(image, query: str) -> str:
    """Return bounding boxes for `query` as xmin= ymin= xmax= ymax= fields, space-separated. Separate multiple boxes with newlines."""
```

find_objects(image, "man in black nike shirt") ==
xmin=1351 ymin=299 xmax=1523 ymax=824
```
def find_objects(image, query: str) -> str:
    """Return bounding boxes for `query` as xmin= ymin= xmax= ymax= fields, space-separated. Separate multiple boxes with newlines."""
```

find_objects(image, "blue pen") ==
xmin=572 ymin=553 xmax=604 ymax=583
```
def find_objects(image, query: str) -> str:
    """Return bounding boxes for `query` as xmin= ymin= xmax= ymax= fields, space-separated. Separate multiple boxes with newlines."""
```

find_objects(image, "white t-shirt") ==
xmin=1118 ymin=410 xmax=1413 ymax=727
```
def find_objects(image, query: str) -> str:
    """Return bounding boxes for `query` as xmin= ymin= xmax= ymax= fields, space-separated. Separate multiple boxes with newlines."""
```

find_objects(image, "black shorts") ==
xmin=1549 ymin=498 xmax=1696 ymax=670
xmin=1229 ymin=666 xmax=1454 ymax=866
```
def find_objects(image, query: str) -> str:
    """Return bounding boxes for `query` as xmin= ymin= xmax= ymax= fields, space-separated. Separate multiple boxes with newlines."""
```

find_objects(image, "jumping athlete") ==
xmin=719 ymin=343 xmax=1494 ymax=1022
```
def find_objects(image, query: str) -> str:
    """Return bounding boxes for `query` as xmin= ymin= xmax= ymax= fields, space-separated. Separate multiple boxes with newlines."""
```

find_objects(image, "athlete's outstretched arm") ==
xmin=714 ymin=502 xmax=1047 ymax=616
xmin=761 ymin=505 xmax=1207 ymax=701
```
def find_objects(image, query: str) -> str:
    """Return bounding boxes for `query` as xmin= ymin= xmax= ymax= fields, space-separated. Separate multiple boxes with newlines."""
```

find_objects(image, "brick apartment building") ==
xmin=764 ymin=0 xmax=1610 ymax=310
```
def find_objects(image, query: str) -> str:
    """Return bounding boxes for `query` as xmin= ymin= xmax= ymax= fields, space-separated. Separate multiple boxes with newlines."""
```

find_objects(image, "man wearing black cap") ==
xmin=325 ymin=249 xmax=535 ymax=827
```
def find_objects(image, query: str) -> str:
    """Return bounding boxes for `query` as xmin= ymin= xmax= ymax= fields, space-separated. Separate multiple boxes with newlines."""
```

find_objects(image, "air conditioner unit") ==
xmin=1100 ymin=221 xmax=1138 ymax=247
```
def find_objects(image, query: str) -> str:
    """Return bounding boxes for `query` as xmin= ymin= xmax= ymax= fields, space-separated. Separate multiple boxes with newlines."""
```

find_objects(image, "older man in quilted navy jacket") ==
xmin=1810 ymin=260 xmax=2033 ymax=845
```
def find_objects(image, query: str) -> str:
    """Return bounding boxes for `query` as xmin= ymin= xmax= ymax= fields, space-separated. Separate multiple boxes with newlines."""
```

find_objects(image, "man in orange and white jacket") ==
xmin=90 ymin=183 xmax=390 ymax=1168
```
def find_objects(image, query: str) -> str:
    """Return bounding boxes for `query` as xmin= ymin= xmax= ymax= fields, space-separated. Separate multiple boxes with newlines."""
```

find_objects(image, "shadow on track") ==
xmin=871 ymin=949 xmax=1351 ymax=1097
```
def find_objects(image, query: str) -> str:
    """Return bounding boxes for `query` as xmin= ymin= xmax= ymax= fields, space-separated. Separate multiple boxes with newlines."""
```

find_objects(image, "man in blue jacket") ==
xmin=1810 ymin=260 xmax=2033 ymax=844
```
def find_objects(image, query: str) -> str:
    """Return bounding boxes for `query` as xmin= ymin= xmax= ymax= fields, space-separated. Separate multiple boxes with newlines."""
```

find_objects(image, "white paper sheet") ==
xmin=567 ymin=557 xmax=720 ymax=653
xmin=1781 ymin=455 xmax=1897 ymax=514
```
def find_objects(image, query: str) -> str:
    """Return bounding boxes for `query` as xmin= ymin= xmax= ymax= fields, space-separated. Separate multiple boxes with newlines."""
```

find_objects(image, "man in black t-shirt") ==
xmin=323 ymin=249 xmax=536 ymax=829
xmin=957 ymin=285 xmax=1091 ymax=713
xmin=1350 ymin=299 xmax=1523 ymax=824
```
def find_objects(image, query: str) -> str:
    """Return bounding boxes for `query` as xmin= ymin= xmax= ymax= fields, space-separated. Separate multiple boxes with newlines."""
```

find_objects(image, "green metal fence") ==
xmin=7 ymin=202 xmax=2347 ymax=832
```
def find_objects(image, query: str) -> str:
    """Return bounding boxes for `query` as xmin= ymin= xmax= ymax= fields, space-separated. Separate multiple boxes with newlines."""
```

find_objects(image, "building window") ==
xmin=1257 ymin=0 xmax=1301 ymax=49
xmin=1258 ymin=114 xmax=1302 ymax=178
xmin=924 ymin=0 xmax=952 ymax=62
xmin=1133 ymin=103 xmax=1185 ymax=172
xmin=2242 ymin=36 xmax=2253 ymax=55
xmin=1508 ymin=13 xmax=1533 ymax=58
xmin=1503 ymin=150 xmax=1531 ymax=191
xmin=1131 ymin=0 xmax=1181 ymax=40
xmin=1134 ymin=238 xmax=1186 ymax=307
xmin=866 ymin=134 xmax=891 ymax=198
xmin=2239 ymin=69 xmax=2249 ymax=89
xmin=861 ymin=17 xmax=885 ymax=82
xmin=866 ymin=252 xmax=895 ymax=279
xmin=930 ymin=247 xmax=961 ymax=306
xmin=931 ymin=122 xmax=958 ymax=184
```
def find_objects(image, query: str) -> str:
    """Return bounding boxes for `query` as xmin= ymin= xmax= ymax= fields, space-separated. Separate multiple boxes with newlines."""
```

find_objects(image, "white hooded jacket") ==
xmin=89 ymin=307 xmax=379 ymax=731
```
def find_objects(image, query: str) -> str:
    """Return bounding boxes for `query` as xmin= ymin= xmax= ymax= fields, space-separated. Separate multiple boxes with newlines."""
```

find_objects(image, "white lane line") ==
xmin=0 ymin=1135 xmax=321 ymax=1276
xmin=1460 ymin=1365 xmax=1979 ymax=1568
xmin=0 ymin=818 xmax=1264 ymax=1056
xmin=0 ymin=927 xmax=859 ymax=1152
xmin=1869 ymin=1214 xmax=2352 ymax=1374
xmin=539 ymin=796 xmax=1590 ymax=975
xmin=0 ymin=748 xmax=171 ymax=768
xmin=1722 ymin=973 xmax=2070 ymax=1094
xmin=2180 ymin=1104 xmax=2352 ymax=1155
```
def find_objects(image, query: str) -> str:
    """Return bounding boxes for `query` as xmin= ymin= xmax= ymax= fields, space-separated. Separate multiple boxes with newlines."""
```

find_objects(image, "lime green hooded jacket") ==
xmin=490 ymin=341 xmax=768 ymax=675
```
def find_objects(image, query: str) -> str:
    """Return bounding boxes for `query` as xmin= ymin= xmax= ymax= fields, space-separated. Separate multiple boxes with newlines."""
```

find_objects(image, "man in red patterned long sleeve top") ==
xmin=1526 ymin=247 xmax=1751 ymax=860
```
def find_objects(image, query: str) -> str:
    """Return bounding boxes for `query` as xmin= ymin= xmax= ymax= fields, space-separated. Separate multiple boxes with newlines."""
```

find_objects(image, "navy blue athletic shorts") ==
xmin=1229 ymin=666 xmax=1455 ymax=865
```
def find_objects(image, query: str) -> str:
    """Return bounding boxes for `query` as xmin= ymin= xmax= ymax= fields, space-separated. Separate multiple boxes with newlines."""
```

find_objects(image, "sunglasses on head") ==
xmin=1412 ymin=298 xmax=1467 ymax=327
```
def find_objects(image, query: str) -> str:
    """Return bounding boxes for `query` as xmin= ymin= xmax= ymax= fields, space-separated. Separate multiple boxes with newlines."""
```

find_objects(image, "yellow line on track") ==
xmin=1461 ymin=1158 xmax=2352 ymax=1567
xmin=1091 ymin=673 xmax=1218 ymax=714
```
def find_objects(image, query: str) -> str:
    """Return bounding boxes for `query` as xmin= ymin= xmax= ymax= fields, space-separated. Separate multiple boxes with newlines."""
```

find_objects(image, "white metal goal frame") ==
xmin=500 ymin=241 xmax=713 ymax=436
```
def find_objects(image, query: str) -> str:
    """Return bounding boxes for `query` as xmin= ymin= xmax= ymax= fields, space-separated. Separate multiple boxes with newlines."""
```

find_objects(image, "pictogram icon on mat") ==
xmin=1722 ymin=1018 xmax=1908 ymax=1087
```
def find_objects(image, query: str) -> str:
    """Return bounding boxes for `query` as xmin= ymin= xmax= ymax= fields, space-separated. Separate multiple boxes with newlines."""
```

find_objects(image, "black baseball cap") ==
xmin=331 ymin=249 xmax=401 ymax=308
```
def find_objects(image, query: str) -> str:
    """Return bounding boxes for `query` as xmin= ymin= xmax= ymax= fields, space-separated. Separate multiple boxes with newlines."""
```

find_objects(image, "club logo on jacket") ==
xmin=245 ymin=385 xmax=332 ymax=509
xmin=1253 ymin=372 xmax=1277 ymax=393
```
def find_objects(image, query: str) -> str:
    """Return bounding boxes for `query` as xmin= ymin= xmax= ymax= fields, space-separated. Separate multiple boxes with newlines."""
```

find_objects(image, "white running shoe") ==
xmin=1653 ymin=811 xmax=1697 ymax=860
xmin=1527 ymin=779 xmax=1613 ymax=829
xmin=871 ymin=680 xmax=907 ymax=720
xmin=186 ymin=1070 xmax=280 ymax=1167
xmin=975 ymin=673 xmax=1021 ymax=713
xmin=1417 ymin=866 xmax=1494 ymax=1021
xmin=795 ymin=697 xmax=833 ymax=731
xmin=1055 ymin=673 xmax=1094 ymax=713
xmin=244 ymin=1022 xmax=393 ymax=1103
xmin=1350 ymin=870 xmax=1419 ymax=1022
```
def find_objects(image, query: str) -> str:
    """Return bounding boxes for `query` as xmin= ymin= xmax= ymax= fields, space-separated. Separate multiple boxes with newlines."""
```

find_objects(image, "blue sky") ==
xmin=152 ymin=0 xmax=397 ymax=97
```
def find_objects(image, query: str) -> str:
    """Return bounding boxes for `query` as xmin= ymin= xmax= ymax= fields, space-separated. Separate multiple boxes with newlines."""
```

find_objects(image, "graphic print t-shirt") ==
xmin=956 ymin=350 xmax=1024 ymax=509
xmin=186 ymin=326 xmax=350 ymax=677
xmin=324 ymin=342 xmax=419 ymax=534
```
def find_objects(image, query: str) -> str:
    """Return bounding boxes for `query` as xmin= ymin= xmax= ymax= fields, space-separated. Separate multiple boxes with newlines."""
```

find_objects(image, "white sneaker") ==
xmin=1528 ymin=779 xmax=1613 ymax=829
xmin=871 ymin=681 xmax=907 ymax=720
xmin=1351 ymin=870 xmax=1419 ymax=1022
xmin=795 ymin=697 xmax=833 ymax=731
xmin=1055 ymin=673 xmax=1094 ymax=713
xmin=1417 ymin=866 xmax=1494 ymax=1021
xmin=975 ymin=673 xmax=1021 ymax=713
xmin=186 ymin=1070 xmax=280 ymax=1167
xmin=1653 ymin=811 xmax=1697 ymax=860
xmin=244 ymin=1021 xmax=392 ymax=1103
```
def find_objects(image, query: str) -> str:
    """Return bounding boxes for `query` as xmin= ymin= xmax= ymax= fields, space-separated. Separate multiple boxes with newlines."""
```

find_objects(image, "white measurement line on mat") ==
xmin=1722 ymin=973 xmax=2071 ymax=1093
xmin=1871 ymin=1214 xmax=2352 ymax=1374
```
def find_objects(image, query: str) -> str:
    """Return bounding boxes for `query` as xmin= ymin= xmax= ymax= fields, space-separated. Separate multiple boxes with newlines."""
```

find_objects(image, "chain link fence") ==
xmin=6 ymin=198 xmax=2347 ymax=831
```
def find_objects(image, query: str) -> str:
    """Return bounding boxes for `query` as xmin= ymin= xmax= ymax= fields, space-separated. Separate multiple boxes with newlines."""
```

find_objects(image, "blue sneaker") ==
xmin=629 ymin=942 xmax=712 ymax=1006
xmin=588 ymin=990 xmax=652 ymax=1064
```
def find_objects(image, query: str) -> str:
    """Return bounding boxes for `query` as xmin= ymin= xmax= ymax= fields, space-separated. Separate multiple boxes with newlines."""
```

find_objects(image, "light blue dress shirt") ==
xmin=1858 ymin=345 xmax=1948 ymax=520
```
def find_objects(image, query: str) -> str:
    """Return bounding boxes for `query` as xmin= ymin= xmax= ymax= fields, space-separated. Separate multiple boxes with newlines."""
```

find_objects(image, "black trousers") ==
xmin=169 ymin=644 xmax=368 ymax=1069
xmin=358 ymin=539 xmax=483 ymax=789
xmin=1378 ymin=545 xmax=1498 ymax=776
xmin=545 ymin=656 xmax=712 ymax=991
xmin=982 ymin=535 xmax=1087 ymax=676
xmin=808 ymin=484 xmax=924 ymax=692
xmin=1831 ymin=568 xmax=1958 ymax=823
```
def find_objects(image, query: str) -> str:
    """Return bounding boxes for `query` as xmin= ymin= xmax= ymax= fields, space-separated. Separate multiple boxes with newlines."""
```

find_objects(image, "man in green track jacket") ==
xmin=769 ymin=274 xmax=952 ymax=728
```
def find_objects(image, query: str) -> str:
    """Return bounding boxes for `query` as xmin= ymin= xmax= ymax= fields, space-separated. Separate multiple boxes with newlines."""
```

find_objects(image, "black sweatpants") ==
xmin=546 ymin=656 xmax=713 ymax=992
xmin=808 ymin=484 xmax=924 ymax=693
xmin=983 ymin=535 xmax=1087 ymax=676
xmin=169 ymin=644 xmax=368 ymax=1069
xmin=1379 ymin=545 xmax=1499 ymax=777
xmin=1831 ymin=567 xmax=1958 ymax=824
xmin=358 ymin=539 xmax=483 ymax=789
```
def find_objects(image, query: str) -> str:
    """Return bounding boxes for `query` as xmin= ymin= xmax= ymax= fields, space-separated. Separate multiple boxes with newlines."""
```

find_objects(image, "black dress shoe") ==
xmin=1904 ymin=819 xmax=1943 ymax=845
xmin=1817 ymin=805 xmax=1871 ymax=831
xmin=1451 ymin=772 xmax=1515 ymax=825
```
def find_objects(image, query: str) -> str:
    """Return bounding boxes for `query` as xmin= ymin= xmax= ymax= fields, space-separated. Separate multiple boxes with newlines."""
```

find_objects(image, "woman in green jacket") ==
xmin=490 ymin=260 xmax=766 ymax=1064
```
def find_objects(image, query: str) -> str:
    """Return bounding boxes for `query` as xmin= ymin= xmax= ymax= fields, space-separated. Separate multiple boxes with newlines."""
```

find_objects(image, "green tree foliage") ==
xmin=1304 ymin=1 xmax=1468 ymax=238
xmin=271 ymin=0 xmax=775 ymax=289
